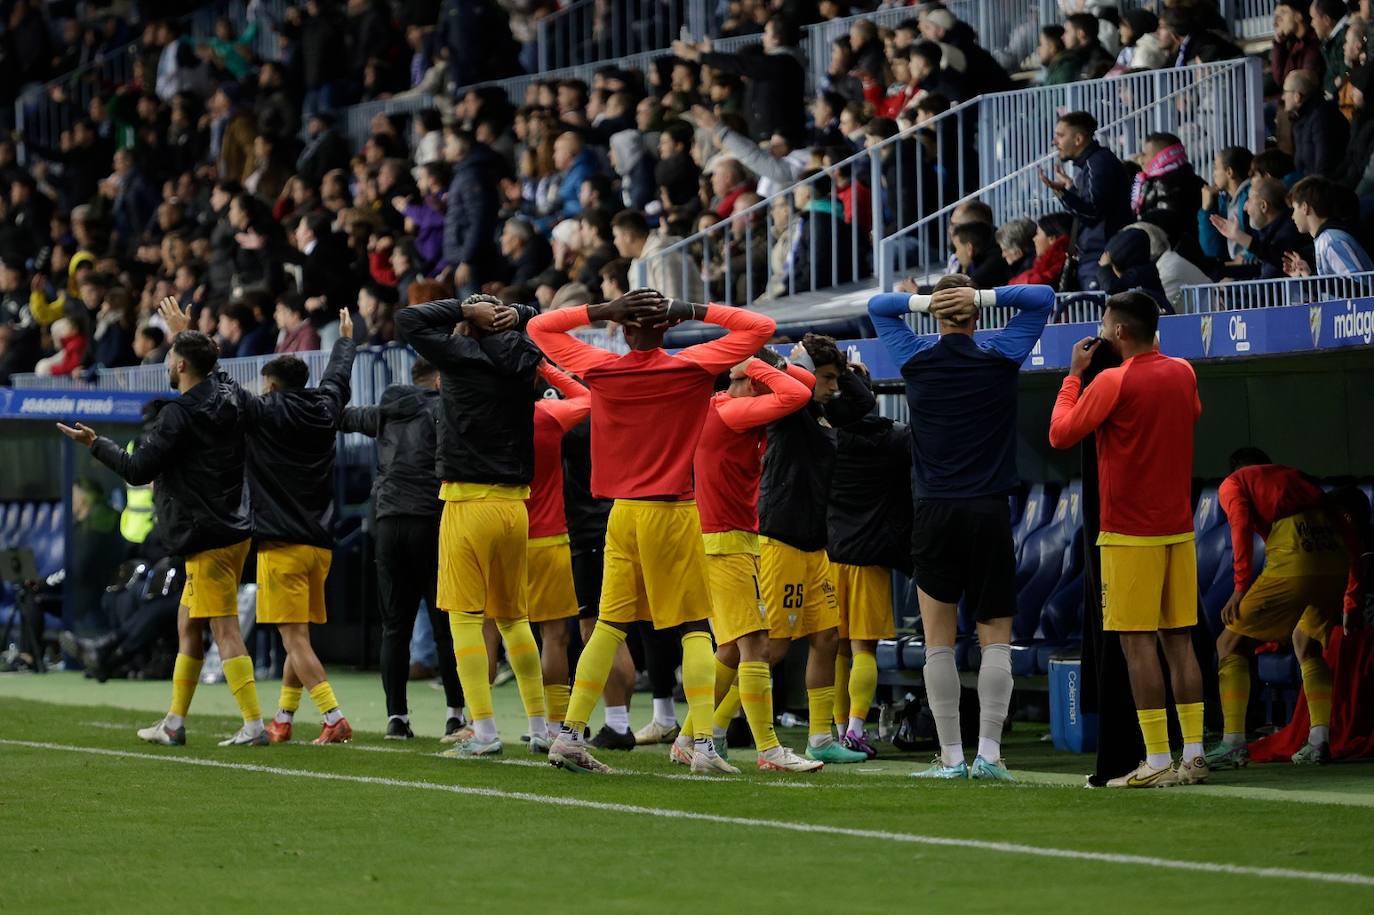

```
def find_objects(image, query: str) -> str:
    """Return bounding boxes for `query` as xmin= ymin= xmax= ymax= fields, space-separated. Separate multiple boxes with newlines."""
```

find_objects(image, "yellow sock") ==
xmin=169 ymin=653 xmax=202 ymax=718
xmin=713 ymin=684 xmax=742 ymax=732
xmin=681 ymin=630 xmax=715 ymax=740
xmin=1176 ymin=701 xmax=1204 ymax=747
xmin=545 ymin=683 xmax=571 ymax=725
xmin=1136 ymin=707 xmax=1169 ymax=757
xmin=495 ymin=618 xmax=545 ymax=718
xmin=1218 ymin=654 xmax=1249 ymax=738
xmin=808 ymin=686 xmax=835 ymax=739
xmin=739 ymin=661 xmax=779 ymax=752
xmin=278 ymin=685 xmax=302 ymax=714
xmin=1301 ymin=657 xmax=1333 ymax=729
xmin=450 ymin=611 xmax=493 ymax=721
xmin=564 ymin=622 xmax=625 ymax=732
xmin=221 ymin=655 xmax=261 ymax=724
xmin=833 ymin=652 xmax=851 ymax=732
xmin=849 ymin=649 xmax=878 ymax=723
xmin=308 ymin=680 xmax=339 ymax=716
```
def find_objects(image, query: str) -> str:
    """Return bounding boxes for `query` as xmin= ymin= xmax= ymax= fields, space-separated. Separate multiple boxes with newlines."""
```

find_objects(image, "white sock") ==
xmin=807 ymin=733 xmax=831 ymax=749
xmin=165 ymin=713 xmax=184 ymax=730
xmin=1310 ymin=725 xmax=1330 ymax=746
xmin=244 ymin=718 xmax=265 ymax=736
xmin=274 ymin=709 xmax=294 ymax=724
xmin=527 ymin=715 xmax=546 ymax=739
xmin=694 ymin=736 xmax=716 ymax=755
xmin=389 ymin=714 xmax=409 ymax=725
xmin=547 ymin=720 xmax=561 ymax=738
xmin=976 ymin=737 xmax=1000 ymax=762
xmin=473 ymin=716 xmax=498 ymax=741
xmin=1182 ymin=742 xmax=1204 ymax=761
xmin=1222 ymin=732 xmax=1245 ymax=746
xmin=941 ymin=743 xmax=966 ymax=767
xmin=847 ymin=715 xmax=866 ymax=737
xmin=558 ymin=723 xmax=584 ymax=744
xmin=323 ymin=708 xmax=343 ymax=726
xmin=760 ymin=745 xmax=784 ymax=762
xmin=674 ymin=732 xmax=693 ymax=749
xmin=1146 ymin=751 xmax=1172 ymax=769
xmin=446 ymin=706 xmax=465 ymax=722
xmin=652 ymin=697 xmax=677 ymax=727
xmin=605 ymin=705 xmax=630 ymax=734
xmin=712 ymin=724 xmax=727 ymax=739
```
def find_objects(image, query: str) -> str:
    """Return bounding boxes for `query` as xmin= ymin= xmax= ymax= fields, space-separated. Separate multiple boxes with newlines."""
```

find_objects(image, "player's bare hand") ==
xmin=1220 ymin=590 xmax=1243 ymax=627
xmin=338 ymin=308 xmax=353 ymax=340
xmin=461 ymin=294 xmax=505 ymax=330
xmin=56 ymin=422 xmax=97 ymax=447
xmin=491 ymin=304 xmax=519 ymax=331
xmin=930 ymin=286 xmax=977 ymax=324
xmin=589 ymin=288 xmax=665 ymax=327
xmin=1069 ymin=336 xmax=1101 ymax=377
xmin=158 ymin=296 xmax=192 ymax=335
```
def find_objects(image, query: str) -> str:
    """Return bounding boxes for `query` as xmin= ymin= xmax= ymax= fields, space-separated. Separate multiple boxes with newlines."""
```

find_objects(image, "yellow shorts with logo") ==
xmin=760 ymin=537 xmax=839 ymax=640
xmin=706 ymin=549 xmax=768 ymax=646
xmin=256 ymin=542 xmax=331 ymax=625
xmin=831 ymin=562 xmax=896 ymax=641
xmin=1099 ymin=533 xmax=1197 ymax=632
xmin=438 ymin=497 xmax=529 ymax=619
xmin=182 ymin=539 xmax=250 ymax=619
xmin=1231 ymin=572 xmax=1345 ymax=644
xmin=528 ymin=535 xmax=579 ymax=624
xmin=601 ymin=499 xmax=712 ymax=629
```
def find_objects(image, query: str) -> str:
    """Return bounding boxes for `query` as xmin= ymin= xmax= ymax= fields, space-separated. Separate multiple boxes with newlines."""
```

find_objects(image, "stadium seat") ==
xmin=1014 ymin=481 xmax=1083 ymax=642
xmin=1013 ymin=483 xmax=1056 ymax=577
xmin=956 ymin=638 xmax=981 ymax=671
xmin=1009 ymin=642 xmax=1039 ymax=677
xmin=1257 ymin=649 xmax=1300 ymax=688
xmin=0 ymin=502 xmax=20 ymax=543
xmin=901 ymin=639 xmax=926 ymax=671
xmin=876 ymin=638 xmax=902 ymax=671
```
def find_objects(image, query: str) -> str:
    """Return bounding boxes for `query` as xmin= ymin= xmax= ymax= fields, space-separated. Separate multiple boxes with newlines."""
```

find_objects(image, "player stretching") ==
xmin=59 ymin=305 xmax=266 ymax=747
xmin=757 ymin=335 xmax=876 ymax=766
xmin=529 ymin=290 xmax=776 ymax=774
xmin=1206 ymin=449 xmax=1362 ymax=768
xmin=827 ymin=364 xmax=913 ymax=756
xmin=1049 ymin=291 xmax=1207 ymax=788
xmin=395 ymin=294 xmax=549 ymax=758
xmin=868 ymin=277 xmax=1053 ymax=780
xmin=526 ymin=362 xmax=593 ymax=744
xmin=670 ymin=350 xmax=822 ymax=772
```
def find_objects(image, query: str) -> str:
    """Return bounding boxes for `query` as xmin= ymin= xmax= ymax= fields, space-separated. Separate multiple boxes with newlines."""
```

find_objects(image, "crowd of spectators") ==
xmin=1 ymin=0 xmax=1373 ymax=386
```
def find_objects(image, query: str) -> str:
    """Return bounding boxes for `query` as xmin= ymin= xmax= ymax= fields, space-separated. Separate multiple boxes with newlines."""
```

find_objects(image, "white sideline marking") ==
xmin=4 ymin=739 xmax=1373 ymax=888
xmin=79 ymin=721 xmax=130 ymax=731
xmin=481 ymin=756 xmax=818 ymax=788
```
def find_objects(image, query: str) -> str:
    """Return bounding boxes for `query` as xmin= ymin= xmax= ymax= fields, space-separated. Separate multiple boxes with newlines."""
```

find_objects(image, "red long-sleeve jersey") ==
xmin=694 ymin=360 xmax=813 ymax=535
xmin=1049 ymin=351 xmax=1201 ymax=538
xmin=526 ymin=363 xmax=591 ymax=539
xmin=527 ymin=304 xmax=777 ymax=501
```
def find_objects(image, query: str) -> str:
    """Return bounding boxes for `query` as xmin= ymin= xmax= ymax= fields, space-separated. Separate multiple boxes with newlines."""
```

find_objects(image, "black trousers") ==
xmin=375 ymin=514 xmax=463 ymax=718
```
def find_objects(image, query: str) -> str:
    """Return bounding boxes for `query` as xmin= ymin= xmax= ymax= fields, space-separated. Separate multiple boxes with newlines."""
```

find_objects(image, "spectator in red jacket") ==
xmin=1009 ymin=213 xmax=1073 ymax=287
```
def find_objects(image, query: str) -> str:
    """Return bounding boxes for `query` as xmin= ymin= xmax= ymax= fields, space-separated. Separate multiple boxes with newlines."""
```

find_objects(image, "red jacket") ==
xmin=45 ymin=333 xmax=87 ymax=376
xmin=1010 ymin=235 xmax=1070 ymax=287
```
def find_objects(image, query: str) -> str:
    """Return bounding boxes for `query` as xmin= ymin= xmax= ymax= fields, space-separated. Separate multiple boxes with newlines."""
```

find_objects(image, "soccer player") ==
xmin=827 ymin=363 xmax=913 ymax=757
xmin=529 ymin=289 xmax=776 ymax=774
xmin=340 ymin=357 xmax=468 ymax=740
xmin=755 ymin=334 xmax=875 ymax=766
xmin=394 ymin=294 xmax=549 ymax=758
xmin=868 ymin=276 xmax=1054 ymax=780
xmin=58 ymin=304 xmax=266 ymax=747
xmin=526 ymin=361 xmax=592 ymax=743
xmin=1048 ymin=291 xmax=1207 ymax=788
xmin=1206 ymin=448 xmax=1362 ymax=768
xmin=670 ymin=349 xmax=822 ymax=772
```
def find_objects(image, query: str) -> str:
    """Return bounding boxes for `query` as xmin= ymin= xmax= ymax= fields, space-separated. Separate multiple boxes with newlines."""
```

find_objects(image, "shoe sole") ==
xmin=548 ymin=751 xmax=611 ymax=774
xmin=757 ymin=761 xmax=824 ymax=773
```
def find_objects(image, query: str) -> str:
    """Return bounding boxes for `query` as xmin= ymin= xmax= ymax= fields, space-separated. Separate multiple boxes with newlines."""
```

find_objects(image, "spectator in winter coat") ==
xmin=1110 ymin=9 xmax=1167 ymax=73
xmin=1039 ymin=111 xmax=1133 ymax=289
xmin=35 ymin=317 xmax=87 ymax=376
xmin=654 ymin=121 xmax=702 ymax=208
xmin=545 ymin=133 xmax=602 ymax=227
xmin=609 ymin=129 xmax=657 ymax=211
xmin=1062 ymin=13 xmax=1116 ymax=80
xmin=499 ymin=218 xmax=554 ymax=288
xmin=1272 ymin=0 xmax=1326 ymax=89
xmin=611 ymin=209 xmax=702 ymax=301
xmin=677 ymin=17 xmax=808 ymax=142
xmin=996 ymin=219 xmax=1038 ymax=280
xmin=1157 ymin=8 xmax=1243 ymax=66
xmin=1208 ymin=176 xmax=1312 ymax=279
xmin=1198 ymin=146 xmax=1254 ymax=264
xmin=1132 ymin=132 xmax=1206 ymax=256
xmin=274 ymin=293 xmax=321 ymax=353
xmin=209 ymin=83 xmax=257 ymax=184
xmin=1310 ymin=0 xmax=1351 ymax=97
xmin=953 ymin=221 xmax=1012 ymax=289
xmin=1099 ymin=227 xmax=1173 ymax=313
xmin=1285 ymin=70 xmax=1350 ymax=178
xmin=441 ymin=130 xmax=504 ymax=296
xmin=920 ymin=8 xmax=1012 ymax=94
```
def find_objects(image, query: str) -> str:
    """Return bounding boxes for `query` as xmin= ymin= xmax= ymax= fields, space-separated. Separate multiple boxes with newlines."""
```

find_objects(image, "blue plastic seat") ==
xmin=876 ymin=638 xmax=902 ymax=671
xmin=1257 ymin=650 xmax=1300 ymax=687
xmin=901 ymin=639 xmax=927 ymax=670
xmin=1014 ymin=481 xmax=1083 ymax=642
xmin=1013 ymin=484 xmax=1057 ymax=583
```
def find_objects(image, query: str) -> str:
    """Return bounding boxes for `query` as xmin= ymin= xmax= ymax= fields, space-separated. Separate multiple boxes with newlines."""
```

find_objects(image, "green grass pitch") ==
xmin=2 ymin=671 xmax=1372 ymax=912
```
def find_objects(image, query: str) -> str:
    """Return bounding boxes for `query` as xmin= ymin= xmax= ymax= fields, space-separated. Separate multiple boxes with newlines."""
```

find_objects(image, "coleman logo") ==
xmin=1067 ymin=669 xmax=1079 ymax=725
xmin=1199 ymin=314 xmax=1213 ymax=356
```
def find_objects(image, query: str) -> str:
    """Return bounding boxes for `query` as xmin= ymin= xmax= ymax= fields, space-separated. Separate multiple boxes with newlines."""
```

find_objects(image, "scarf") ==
xmin=1130 ymin=143 xmax=1188 ymax=214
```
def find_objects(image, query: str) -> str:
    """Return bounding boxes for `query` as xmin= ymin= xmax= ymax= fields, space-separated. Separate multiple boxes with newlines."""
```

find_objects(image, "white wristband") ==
xmin=974 ymin=289 xmax=997 ymax=308
xmin=908 ymin=294 xmax=932 ymax=313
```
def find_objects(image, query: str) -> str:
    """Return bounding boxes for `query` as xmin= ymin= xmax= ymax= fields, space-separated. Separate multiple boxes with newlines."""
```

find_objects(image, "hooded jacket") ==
xmin=610 ymin=129 xmax=657 ymax=211
xmin=443 ymin=142 xmax=504 ymax=279
xmin=340 ymin=384 xmax=442 ymax=520
xmin=1058 ymin=141 xmax=1132 ymax=281
xmin=1102 ymin=228 xmax=1172 ymax=313
xmin=827 ymin=412 xmax=914 ymax=573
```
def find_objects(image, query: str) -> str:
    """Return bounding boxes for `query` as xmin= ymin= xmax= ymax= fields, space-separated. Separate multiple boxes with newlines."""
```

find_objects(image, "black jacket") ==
xmin=562 ymin=418 xmax=612 ymax=551
xmin=1291 ymin=96 xmax=1350 ymax=180
xmin=1139 ymin=164 xmax=1205 ymax=246
xmin=340 ymin=384 xmax=442 ymax=520
xmin=827 ymin=413 xmax=913 ymax=573
xmin=1059 ymin=142 xmax=1132 ymax=275
xmin=700 ymin=47 xmax=807 ymax=142
xmin=443 ymin=143 xmax=504 ymax=281
xmin=1243 ymin=209 xmax=1312 ymax=279
xmin=236 ymin=336 xmax=356 ymax=548
xmin=759 ymin=368 xmax=876 ymax=552
xmin=90 ymin=378 xmax=251 ymax=558
xmin=394 ymin=299 xmax=543 ymax=486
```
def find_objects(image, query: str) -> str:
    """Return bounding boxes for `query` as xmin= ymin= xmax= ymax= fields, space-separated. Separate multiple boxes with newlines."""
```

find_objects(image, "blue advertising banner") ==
xmin=0 ymin=388 xmax=156 ymax=422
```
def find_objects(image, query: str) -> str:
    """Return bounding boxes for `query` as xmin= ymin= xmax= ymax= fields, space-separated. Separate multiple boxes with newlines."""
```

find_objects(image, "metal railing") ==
xmin=535 ymin=0 xmax=715 ymax=72
xmin=878 ymin=58 xmax=1263 ymax=291
xmin=901 ymin=291 xmax=1104 ymax=336
xmin=341 ymin=94 xmax=438 ymax=151
xmin=1180 ymin=270 xmax=1374 ymax=313
xmin=636 ymin=96 xmax=980 ymax=305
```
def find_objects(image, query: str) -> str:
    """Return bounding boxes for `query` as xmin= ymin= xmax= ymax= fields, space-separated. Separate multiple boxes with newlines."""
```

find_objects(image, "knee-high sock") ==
xmin=848 ymin=650 xmax=878 ymax=731
xmin=807 ymin=686 xmax=835 ymax=741
xmin=1301 ymin=657 xmax=1333 ymax=732
xmin=681 ymin=630 xmax=716 ymax=740
xmin=1176 ymin=701 xmax=1204 ymax=753
xmin=545 ymin=683 xmax=571 ymax=727
xmin=924 ymin=646 xmax=962 ymax=765
xmin=976 ymin=644 xmax=1013 ymax=758
xmin=169 ymin=653 xmax=202 ymax=719
xmin=308 ymin=681 xmax=339 ymax=715
xmin=495 ymin=617 xmax=546 ymax=720
xmin=1137 ymin=708 xmax=1170 ymax=766
xmin=833 ymin=652 xmax=851 ymax=731
xmin=739 ymin=661 xmax=780 ymax=752
xmin=683 ymin=657 xmax=738 ymax=738
xmin=278 ymin=685 xmax=302 ymax=714
xmin=564 ymin=623 xmax=626 ymax=733
xmin=450 ymin=612 xmax=493 ymax=721
xmin=222 ymin=656 xmax=262 ymax=725
xmin=1218 ymin=654 xmax=1249 ymax=741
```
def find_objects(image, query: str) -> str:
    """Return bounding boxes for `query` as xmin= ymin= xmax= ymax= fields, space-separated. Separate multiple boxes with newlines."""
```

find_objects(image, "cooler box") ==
xmin=1049 ymin=658 xmax=1098 ymax=753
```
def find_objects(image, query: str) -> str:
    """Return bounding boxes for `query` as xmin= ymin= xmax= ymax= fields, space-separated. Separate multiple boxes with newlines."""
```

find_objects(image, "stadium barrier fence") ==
xmin=1180 ymin=270 xmax=1374 ymax=313
xmin=535 ymin=0 xmax=717 ymax=72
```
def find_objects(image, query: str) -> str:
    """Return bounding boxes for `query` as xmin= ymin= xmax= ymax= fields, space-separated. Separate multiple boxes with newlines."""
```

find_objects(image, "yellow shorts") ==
xmin=528 ymin=536 xmax=579 ymax=624
xmin=438 ymin=498 xmax=528 ymax=619
xmin=1100 ymin=538 xmax=1197 ymax=632
xmin=1230 ymin=572 xmax=1345 ymax=644
xmin=831 ymin=562 xmax=895 ymax=641
xmin=256 ymin=542 xmax=331 ymax=625
xmin=759 ymin=537 xmax=839 ymax=639
xmin=707 ymin=552 xmax=768 ymax=645
xmin=182 ymin=539 xmax=250 ymax=619
xmin=600 ymin=500 xmax=712 ymax=629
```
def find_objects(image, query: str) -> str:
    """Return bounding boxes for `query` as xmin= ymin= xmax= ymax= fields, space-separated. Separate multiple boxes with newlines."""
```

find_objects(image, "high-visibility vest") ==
xmin=119 ymin=439 xmax=154 ymax=544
